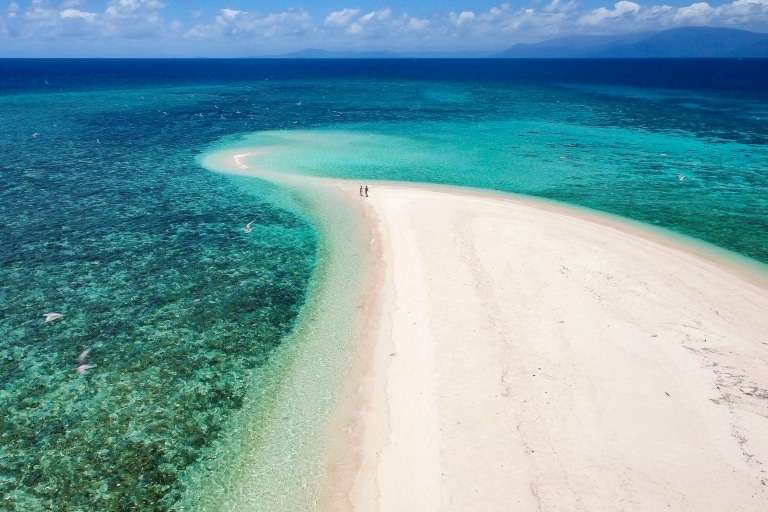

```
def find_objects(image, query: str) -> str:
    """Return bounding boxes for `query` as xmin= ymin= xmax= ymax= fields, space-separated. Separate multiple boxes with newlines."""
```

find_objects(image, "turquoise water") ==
xmin=2 ymin=60 xmax=768 ymax=511
xmin=209 ymin=106 xmax=768 ymax=264
xmin=1 ymin=85 xmax=321 ymax=510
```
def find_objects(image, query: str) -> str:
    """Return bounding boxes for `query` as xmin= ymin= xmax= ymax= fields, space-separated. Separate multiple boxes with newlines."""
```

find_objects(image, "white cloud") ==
xmin=185 ymin=7 xmax=313 ymax=40
xmin=105 ymin=0 xmax=166 ymax=16
xmin=480 ymin=4 xmax=516 ymax=23
xmin=0 ymin=0 xmax=169 ymax=42
xmin=579 ymin=1 xmax=641 ymax=26
xmin=100 ymin=0 xmax=166 ymax=38
xmin=324 ymin=8 xmax=359 ymax=27
xmin=219 ymin=8 xmax=242 ymax=21
xmin=361 ymin=8 xmax=392 ymax=22
xmin=569 ymin=0 xmax=768 ymax=33
xmin=2 ymin=1 xmax=768 ymax=56
xmin=359 ymin=11 xmax=376 ymax=23
xmin=355 ymin=9 xmax=430 ymax=41
xmin=60 ymin=8 xmax=97 ymax=22
xmin=544 ymin=0 xmax=578 ymax=13
xmin=449 ymin=11 xmax=476 ymax=26
xmin=673 ymin=2 xmax=714 ymax=24
xmin=408 ymin=17 xmax=431 ymax=30
xmin=319 ymin=7 xmax=405 ymax=40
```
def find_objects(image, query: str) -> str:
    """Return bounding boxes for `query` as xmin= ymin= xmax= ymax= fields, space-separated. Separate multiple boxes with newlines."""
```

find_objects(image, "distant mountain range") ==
xmin=272 ymin=48 xmax=491 ymax=59
xmin=497 ymin=27 xmax=768 ymax=58
xmin=271 ymin=27 xmax=768 ymax=59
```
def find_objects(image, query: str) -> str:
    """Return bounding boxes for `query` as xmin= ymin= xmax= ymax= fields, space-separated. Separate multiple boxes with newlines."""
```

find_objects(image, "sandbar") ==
xmin=321 ymin=181 xmax=768 ymax=511
xmin=204 ymin=149 xmax=768 ymax=511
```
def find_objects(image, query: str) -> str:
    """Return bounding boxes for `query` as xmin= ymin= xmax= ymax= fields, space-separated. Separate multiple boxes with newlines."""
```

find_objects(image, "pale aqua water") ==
xmin=1 ymin=59 xmax=767 ymax=511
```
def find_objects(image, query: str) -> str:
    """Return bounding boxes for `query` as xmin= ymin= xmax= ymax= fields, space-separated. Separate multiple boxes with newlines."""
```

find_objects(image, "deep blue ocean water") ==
xmin=1 ymin=59 xmax=767 ymax=511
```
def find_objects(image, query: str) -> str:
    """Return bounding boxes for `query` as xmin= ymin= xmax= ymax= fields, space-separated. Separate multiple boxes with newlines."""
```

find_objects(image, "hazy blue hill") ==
xmin=268 ymin=27 xmax=768 ymax=59
xmin=598 ymin=27 xmax=768 ymax=58
xmin=497 ymin=26 xmax=768 ymax=58
xmin=497 ymin=33 xmax=655 ymax=58
xmin=274 ymin=48 xmax=403 ymax=58
xmin=271 ymin=48 xmax=493 ymax=58
xmin=741 ymin=39 xmax=768 ymax=57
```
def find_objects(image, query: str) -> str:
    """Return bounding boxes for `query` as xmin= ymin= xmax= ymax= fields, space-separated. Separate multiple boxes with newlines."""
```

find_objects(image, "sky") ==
xmin=1 ymin=0 xmax=767 ymax=57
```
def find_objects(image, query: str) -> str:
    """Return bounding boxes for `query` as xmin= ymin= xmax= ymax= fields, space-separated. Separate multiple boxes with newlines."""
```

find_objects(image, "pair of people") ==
xmin=359 ymin=185 xmax=369 ymax=197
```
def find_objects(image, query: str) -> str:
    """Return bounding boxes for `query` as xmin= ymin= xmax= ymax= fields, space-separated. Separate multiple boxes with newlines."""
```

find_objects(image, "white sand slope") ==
xmin=336 ymin=183 xmax=768 ymax=512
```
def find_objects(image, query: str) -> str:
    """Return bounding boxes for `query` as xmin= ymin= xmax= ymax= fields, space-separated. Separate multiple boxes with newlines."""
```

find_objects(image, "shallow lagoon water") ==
xmin=217 ymin=117 xmax=768 ymax=265
xmin=1 ymin=115 xmax=319 ymax=510
xmin=1 ymin=59 xmax=767 ymax=511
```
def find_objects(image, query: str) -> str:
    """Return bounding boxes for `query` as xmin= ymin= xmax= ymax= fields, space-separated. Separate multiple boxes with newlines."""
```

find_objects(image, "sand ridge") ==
xmin=335 ymin=182 xmax=768 ymax=511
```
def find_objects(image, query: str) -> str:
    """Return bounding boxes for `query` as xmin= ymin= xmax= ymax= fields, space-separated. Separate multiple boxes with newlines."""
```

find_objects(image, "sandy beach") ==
xmin=206 ymin=149 xmax=768 ymax=510
xmin=321 ymin=182 xmax=768 ymax=511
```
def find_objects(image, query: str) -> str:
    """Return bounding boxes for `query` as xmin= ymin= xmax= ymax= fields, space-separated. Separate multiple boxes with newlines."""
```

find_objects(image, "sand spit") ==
xmin=327 ymin=183 xmax=768 ymax=512
xmin=205 ymin=148 xmax=768 ymax=511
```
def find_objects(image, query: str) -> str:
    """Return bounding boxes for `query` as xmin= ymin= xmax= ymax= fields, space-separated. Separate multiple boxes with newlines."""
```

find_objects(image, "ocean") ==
xmin=1 ymin=59 xmax=767 ymax=511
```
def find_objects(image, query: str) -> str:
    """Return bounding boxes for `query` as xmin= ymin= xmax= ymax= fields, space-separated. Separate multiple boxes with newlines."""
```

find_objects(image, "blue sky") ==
xmin=2 ymin=0 xmax=767 ymax=57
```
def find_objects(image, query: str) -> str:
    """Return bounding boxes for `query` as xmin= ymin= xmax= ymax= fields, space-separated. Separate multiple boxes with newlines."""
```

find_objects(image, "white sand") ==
xmin=204 ymin=148 xmax=768 ymax=510
xmin=327 ymin=182 xmax=768 ymax=511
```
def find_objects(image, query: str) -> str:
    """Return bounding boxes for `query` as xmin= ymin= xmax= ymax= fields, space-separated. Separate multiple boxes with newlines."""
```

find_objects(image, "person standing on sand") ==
xmin=360 ymin=186 xmax=363 ymax=196
xmin=365 ymin=185 xmax=369 ymax=197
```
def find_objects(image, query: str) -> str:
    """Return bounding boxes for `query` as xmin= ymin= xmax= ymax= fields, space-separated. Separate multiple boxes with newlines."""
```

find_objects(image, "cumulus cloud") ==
xmin=543 ymin=0 xmax=578 ymax=13
xmin=324 ymin=8 xmax=360 ymax=27
xmin=219 ymin=9 xmax=241 ymax=20
xmin=317 ymin=7 xmax=421 ymax=41
xmin=1 ymin=1 xmax=768 ymax=56
xmin=184 ymin=7 xmax=313 ymax=40
xmin=60 ymin=8 xmax=97 ymax=21
xmin=360 ymin=8 xmax=392 ymax=23
xmin=346 ymin=9 xmax=400 ymax=37
xmin=0 ymin=0 xmax=169 ymax=41
xmin=673 ymin=2 xmax=714 ymax=24
xmin=569 ymin=0 xmax=768 ymax=33
xmin=100 ymin=0 xmax=167 ymax=38
xmin=449 ymin=11 xmax=476 ymax=26
xmin=674 ymin=0 xmax=768 ymax=26
xmin=105 ymin=0 xmax=166 ymax=15
xmin=579 ymin=1 xmax=641 ymax=26
xmin=408 ymin=17 xmax=431 ymax=30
